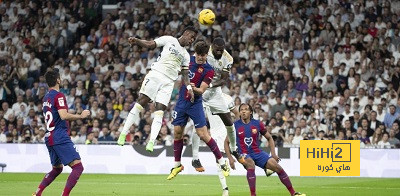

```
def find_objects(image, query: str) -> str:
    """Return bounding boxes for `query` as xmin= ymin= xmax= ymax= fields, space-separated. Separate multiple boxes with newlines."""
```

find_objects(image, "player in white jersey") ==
xmin=118 ymin=26 xmax=198 ymax=152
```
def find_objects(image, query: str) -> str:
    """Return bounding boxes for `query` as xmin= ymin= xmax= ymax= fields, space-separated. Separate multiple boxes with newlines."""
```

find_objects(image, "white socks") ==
xmin=121 ymin=103 xmax=143 ymax=135
xmin=149 ymin=110 xmax=164 ymax=143
xmin=192 ymin=132 xmax=200 ymax=160
xmin=226 ymin=125 xmax=237 ymax=152
xmin=217 ymin=163 xmax=228 ymax=190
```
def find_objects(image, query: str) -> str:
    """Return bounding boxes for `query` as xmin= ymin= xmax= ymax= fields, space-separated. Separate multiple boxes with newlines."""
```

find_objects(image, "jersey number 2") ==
xmin=44 ymin=111 xmax=55 ymax=131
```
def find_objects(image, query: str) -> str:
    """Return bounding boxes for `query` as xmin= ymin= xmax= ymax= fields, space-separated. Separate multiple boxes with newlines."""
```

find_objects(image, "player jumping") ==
xmin=33 ymin=69 xmax=91 ymax=196
xmin=225 ymin=103 xmax=305 ymax=196
xmin=117 ymin=26 xmax=197 ymax=152
xmin=167 ymin=41 xmax=230 ymax=180
xmin=191 ymin=38 xmax=240 ymax=169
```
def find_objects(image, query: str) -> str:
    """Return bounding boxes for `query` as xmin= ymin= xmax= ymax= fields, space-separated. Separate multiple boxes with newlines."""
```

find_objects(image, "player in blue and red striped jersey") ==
xmin=225 ymin=103 xmax=305 ymax=196
xmin=33 ymin=69 xmax=90 ymax=196
xmin=167 ymin=41 xmax=230 ymax=180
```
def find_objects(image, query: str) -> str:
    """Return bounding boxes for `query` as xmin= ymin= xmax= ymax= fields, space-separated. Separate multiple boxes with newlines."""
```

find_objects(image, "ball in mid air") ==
xmin=198 ymin=9 xmax=215 ymax=26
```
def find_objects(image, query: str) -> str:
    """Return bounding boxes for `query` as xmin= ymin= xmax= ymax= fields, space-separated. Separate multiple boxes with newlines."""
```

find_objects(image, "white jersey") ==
xmin=152 ymin=36 xmax=190 ymax=80
xmin=206 ymin=47 xmax=233 ymax=86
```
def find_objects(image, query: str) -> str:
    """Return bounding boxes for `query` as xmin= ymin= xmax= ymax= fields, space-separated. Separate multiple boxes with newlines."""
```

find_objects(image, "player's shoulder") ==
xmin=251 ymin=119 xmax=262 ymax=125
xmin=159 ymin=35 xmax=176 ymax=40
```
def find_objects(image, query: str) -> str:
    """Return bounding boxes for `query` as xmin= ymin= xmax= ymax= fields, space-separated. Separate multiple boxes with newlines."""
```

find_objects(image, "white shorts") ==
xmin=202 ymin=87 xmax=230 ymax=114
xmin=139 ymin=70 xmax=174 ymax=106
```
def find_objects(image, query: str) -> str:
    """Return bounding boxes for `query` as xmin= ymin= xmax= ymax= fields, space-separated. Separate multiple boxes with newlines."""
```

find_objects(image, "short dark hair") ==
xmin=45 ymin=69 xmax=60 ymax=87
xmin=194 ymin=41 xmax=209 ymax=55
xmin=212 ymin=37 xmax=225 ymax=46
xmin=182 ymin=26 xmax=198 ymax=34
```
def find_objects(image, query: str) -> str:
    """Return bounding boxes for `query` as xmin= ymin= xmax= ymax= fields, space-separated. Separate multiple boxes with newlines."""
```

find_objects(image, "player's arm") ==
xmin=262 ymin=126 xmax=281 ymax=162
xmin=210 ymin=69 xmax=230 ymax=88
xmin=192 ymin=81 xmax=209 ymax=95
xmin=128 ymin=37 xmax=156 ymax=49
xmin=192 ymin=69 xmax=214 ymax=94
xmin=224 ymin=137 xmax=236 ymax=169
xmin=182 ymin=67 xmax=195 ymax=102
xmin=58 ymin=109 xmax=90 ymax=121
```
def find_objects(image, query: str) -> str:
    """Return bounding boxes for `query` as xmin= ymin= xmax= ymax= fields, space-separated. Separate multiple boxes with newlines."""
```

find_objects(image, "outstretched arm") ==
xmin=128 ymin=37 xmax=156 ymax=49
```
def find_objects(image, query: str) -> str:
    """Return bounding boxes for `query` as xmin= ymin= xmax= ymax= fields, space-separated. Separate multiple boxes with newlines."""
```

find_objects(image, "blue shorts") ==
xmin=172 ymin=100 xmax=206 ymax=128
xmin=245 ymin=151 xmax=271 ymax=169
xmin=47 ymin=141 xmax=81 ymax=166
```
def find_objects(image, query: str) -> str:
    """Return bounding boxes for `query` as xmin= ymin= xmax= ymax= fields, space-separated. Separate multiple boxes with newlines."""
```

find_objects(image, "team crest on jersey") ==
xmin=219 ymin=61 xmax=222 ymax=66
xmin=252 ymin=128 xmax=257 ymax=134
xmin=198 ymin=67 xmax=203 ymax=73
xmin=244 ymin=137 xmax=253 ymax=147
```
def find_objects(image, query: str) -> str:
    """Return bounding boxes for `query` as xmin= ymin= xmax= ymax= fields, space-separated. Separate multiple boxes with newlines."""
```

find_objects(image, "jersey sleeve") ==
xmin=259 ymin=121 xmax=267 ymax=135
xmin=203 ymin=69 xmax=215 ymax=85
xmin=54 ymin=93 xmax=68 ymax=110
xmin=154 ymin=36 xmax=174 ymax=47
xmin=222 ymin=50 xmax=234 ymax=72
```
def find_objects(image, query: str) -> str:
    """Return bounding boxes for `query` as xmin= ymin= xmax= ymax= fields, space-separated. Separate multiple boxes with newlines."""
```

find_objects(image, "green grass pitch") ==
xmin=1 ymin=173 xmax=399 ymax=195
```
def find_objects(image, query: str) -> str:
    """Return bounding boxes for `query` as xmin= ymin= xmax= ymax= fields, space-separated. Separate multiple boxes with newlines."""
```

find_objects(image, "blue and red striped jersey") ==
xmin=178 ymin=55 xmax=214 ymax=102
xmin=42 ymin=89 xmax=70 ymax=146
xmin=234 ymin=119 xmax=267 ymax=154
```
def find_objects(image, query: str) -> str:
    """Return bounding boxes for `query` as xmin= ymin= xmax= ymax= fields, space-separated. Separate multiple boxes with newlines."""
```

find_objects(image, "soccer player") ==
xmin=192 ymin=38 xmax=238 ymax=168
xmin=33 ymin=69 xmax=90 ymax=196
xmin=225 ymin=103 xmax=305 ymax=196
xmin=167 ymin=41 xmax=230 ymax=180
xmin=117 ymin=26 xmax=198 ymax=152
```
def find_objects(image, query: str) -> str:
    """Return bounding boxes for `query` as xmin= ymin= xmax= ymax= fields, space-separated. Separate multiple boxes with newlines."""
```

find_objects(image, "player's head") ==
xmin=194 ymin=41 xmax=209 ymax=64
xmin=238 ymin=103 xmax=253 ymax=121
xmin=180 ymin=26 xmax=198 ymax=46
xmin=212 ymin=37 xmax=225 ymax=59
xmin=45 ymin=68 xmax=61 ymax=88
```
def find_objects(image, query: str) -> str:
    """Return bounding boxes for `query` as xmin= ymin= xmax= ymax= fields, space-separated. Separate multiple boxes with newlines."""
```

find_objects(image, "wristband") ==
xmin=187 ymin=85 xmax=192 ymax=90
xmin=209 ymin=83 xmax=213 ymax=88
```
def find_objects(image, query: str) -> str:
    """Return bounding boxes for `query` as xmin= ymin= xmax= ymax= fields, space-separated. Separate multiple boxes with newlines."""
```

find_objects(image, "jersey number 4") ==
xmin=44 ymin=111 xmax=55 ymax=131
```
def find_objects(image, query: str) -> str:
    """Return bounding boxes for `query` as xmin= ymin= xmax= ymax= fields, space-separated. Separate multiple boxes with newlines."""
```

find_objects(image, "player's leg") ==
xmin=218 ymin=112 xmax=239 ymax=155
xmin=147 ymin=78 xmax=174 ymax=152
xmin=146 ymin=102 xmax=167 ymax=152
xmin=118 ymin=93 xmax=149 ymax=145
xmin=191 ymin=132 xmax=204 ymax=172
xmin=53 ymin=142 xmax=83 ymax=196
xmin=195 ymin=126 xmax=230 ymax=176
xmin=34 ymin=146 xmax=63 ymax=196
xmin=242 ymin=156 xmax=256 ymax=196
xmin=63 ymin=159 xmax=84 ymax=196
xmin=119 ymin=71 xmax=163 ymax=146
xmin=266 ymin=157 xmax=304 ymax=196
xmin=167 ymin=125 xmax=185 ymax=180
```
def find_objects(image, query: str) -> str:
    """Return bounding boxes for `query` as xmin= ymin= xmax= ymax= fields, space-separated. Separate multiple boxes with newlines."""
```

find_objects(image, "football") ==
xmin=198 ymin=9 xmax=215 ymax=26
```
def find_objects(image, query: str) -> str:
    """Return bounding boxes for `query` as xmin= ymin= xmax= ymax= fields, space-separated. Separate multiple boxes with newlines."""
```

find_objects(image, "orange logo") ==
xmin=198 ymin=67 xmax=203 ymax=73
xmin=252 ymin=129 xmax=257 ymax=134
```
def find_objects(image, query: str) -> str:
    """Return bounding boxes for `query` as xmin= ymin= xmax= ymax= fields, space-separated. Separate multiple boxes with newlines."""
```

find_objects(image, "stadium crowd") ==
xmin=0 ymin=0 xmax=400 ymax=149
